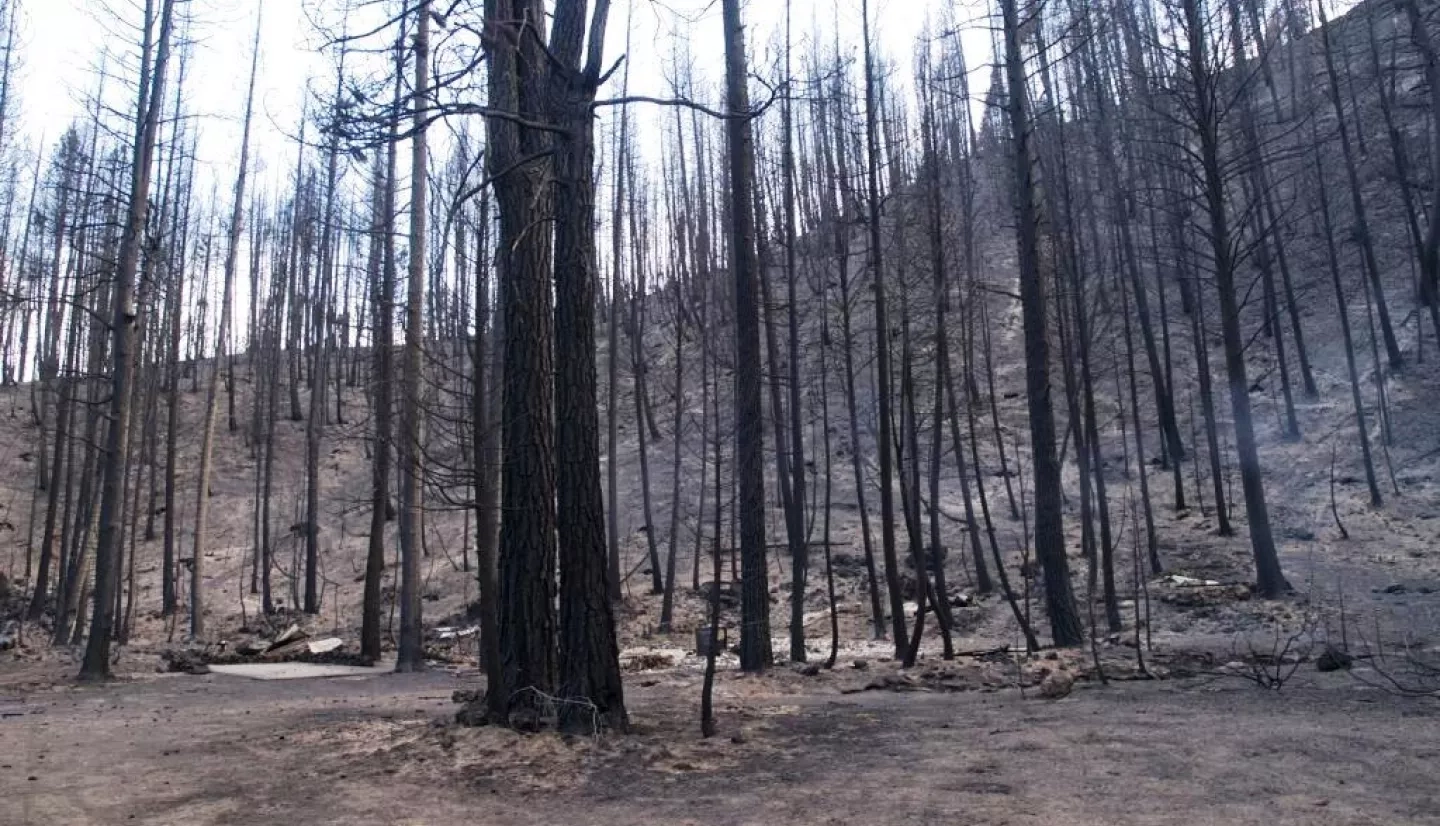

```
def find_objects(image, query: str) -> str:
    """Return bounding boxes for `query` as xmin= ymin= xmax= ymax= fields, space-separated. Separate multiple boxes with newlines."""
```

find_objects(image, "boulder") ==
xmin=1316 ymin=645 xmax=1354 ymax=672
xmin=1037 ymin=669 xmax=1074 ymax=699
xmin=161 ymin=648 xmax=211 ymax=675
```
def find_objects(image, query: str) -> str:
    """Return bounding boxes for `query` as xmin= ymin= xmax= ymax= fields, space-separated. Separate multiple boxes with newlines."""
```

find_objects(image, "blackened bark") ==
xmin=550 ymin=0 xmax=627 ymax=731
xmin=722 ymin=0 xmax=772 ymax=672
xmin=860 ymin=0 xmax=907 ymax=655
xmin=492 ymin=0 xmax=558 ymax=709
xmin=1318 ymin=2 xmax=1402 ymax=369
xmin=1001 ymin=0 xmax=1082 ymax=646
xmin=81 ymin=0 xmax=177 ymax=680
xmin=395 ymin=0 xmax=428 ymax=673
xmin=1183 ymin=0 xmax=1286 ymax=597
xmin=362 ymin=116 xmax=396 ymax=662
xmin=781 ymin=0 xmax=808 ymax=665
xmin=1313 ymin=138 xmax=1382 ymax=507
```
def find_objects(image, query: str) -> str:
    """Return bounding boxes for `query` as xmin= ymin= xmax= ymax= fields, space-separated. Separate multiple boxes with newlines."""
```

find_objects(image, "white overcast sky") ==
xmin=12 ymin=0 xmax=992 ymax=188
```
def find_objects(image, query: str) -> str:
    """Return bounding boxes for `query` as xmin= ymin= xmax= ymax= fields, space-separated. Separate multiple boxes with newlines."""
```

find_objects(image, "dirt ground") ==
xmin=5 ymin=652 xmax=1439 ymax=826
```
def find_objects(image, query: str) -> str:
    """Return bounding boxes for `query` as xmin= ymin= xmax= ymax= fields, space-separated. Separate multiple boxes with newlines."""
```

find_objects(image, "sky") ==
xmin=0 ymin=0 xmax=993 ymax=376
xmin=19 ymin=0 xmax=311 ymax=173
xmin=9 ymin=0 xmax=992 ymax=192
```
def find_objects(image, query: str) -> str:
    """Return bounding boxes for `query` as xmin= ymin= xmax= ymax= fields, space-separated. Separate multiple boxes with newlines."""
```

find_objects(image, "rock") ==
xmin=897 ymin=572 xmax=923 ymax=601
xmin=306 ymin=638 xmax=343 ymax=655
xmin=1316 ymin=646 xmax=1354 ymax=673
xmin=236 ymin=639 xmax=268 ymax=656
xmin=436 ymin=626 xmax=479 ymax=641
xmin=1164 ymin=574 xmax=1220 ymax=587
xmin=160 ymin=649 xmax=211 ymax=675
xmin=697 ymin=581 xmax=740 ymax=608
xmin=622 ymin=651 xmax=676 ymax=671
xmin=270 ymin=624 xmax=307 ymax=648
xmin=1037 ymin=670 xmax=1073 ymax=699
xmin=264 ymin=639 xmax=313 ymax=659
xmin=508 ymin=706 xmax=544 ymax=732
xmin=455 ymin=700 xmax=490 ymax=727
xmin=862 ymin=673 xmax=922 ymax=692
xmin=452 ymin=689 xmax=483 ymax=705
xmin=1381 ymin=580 xmax=1438 ymax=596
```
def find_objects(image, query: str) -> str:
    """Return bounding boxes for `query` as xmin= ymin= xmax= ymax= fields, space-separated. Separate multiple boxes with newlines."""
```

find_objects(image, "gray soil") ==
xmin=5 ymin=657 xmax=1440 ymax=826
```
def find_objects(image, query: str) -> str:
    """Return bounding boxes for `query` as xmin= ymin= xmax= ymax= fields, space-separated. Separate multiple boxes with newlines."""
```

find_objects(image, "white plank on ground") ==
xmin=208 ymin=661 xmax=390 ymax=680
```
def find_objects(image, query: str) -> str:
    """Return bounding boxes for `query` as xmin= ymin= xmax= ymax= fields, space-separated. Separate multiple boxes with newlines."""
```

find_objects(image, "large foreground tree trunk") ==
xmin=549 ymin=0 xmax=627 ymax=731
xmin=491 ymin=0 xmax=559 ymax=713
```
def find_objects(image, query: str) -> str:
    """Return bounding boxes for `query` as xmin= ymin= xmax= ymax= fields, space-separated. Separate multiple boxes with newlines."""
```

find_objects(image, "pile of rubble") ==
xmin=161 ymin=624 xmax=356 ymax=674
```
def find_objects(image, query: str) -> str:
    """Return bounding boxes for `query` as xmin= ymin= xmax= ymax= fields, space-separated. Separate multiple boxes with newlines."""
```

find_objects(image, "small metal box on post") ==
xmin=695 ymin=626 xmax=728 ymax=657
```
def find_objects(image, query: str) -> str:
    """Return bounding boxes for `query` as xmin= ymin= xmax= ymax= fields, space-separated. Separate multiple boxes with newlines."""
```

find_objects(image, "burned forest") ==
xmin=5 ymin=0 xmax=1440 ymax=822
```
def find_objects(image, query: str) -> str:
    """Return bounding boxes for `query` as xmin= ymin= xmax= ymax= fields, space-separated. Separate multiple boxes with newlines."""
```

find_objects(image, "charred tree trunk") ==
xmin=861 ymin=0 xmax=907 ymax=654
xmin=395 ymin=0 xmax=429 ymax=673
xmin=1183 ymin=0 xmax=1286 ymax=597
xmin=491 ymin=0 xmax=559 ymax=713
xmin=1001 ymin=0 xmax=1083 ymax=645
xmin=81 ymin=0 xmax=177 ymax=679
xmin=722 ymin=0 xmax=772 ymax=672
xmin=549 ymin=0 xmax=627 ymax=730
